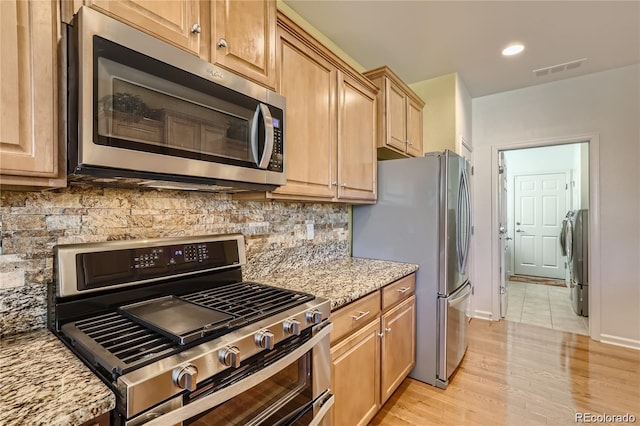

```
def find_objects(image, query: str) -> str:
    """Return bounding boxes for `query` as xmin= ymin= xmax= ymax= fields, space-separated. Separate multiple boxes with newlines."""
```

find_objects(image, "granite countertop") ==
xmin=0 ymin=329 xmax=115 ymax=426
xmin=244 ymin=256 xmax=419 ymax=310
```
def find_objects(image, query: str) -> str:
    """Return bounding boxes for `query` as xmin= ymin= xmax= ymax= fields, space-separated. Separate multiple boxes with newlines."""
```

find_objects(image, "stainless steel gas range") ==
xmin=49 ymin=234 xmax=333 ymax=425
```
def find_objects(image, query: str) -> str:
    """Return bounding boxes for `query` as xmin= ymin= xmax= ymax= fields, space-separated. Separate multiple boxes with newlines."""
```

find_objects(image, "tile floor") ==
xmin=504 ymin=280 xmax=589 ymax=335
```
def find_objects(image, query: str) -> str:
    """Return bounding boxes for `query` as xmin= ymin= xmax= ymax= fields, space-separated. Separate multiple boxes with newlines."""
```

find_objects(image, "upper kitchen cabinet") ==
xmin=237 ymin=12 xmax=378 ymax=204
xmin=270 ymin=20 xmax=337 ymax=200
xmin=337 ymin=70 xmax=377 ymax=202
xmin=62 ymin=0 xmax=277 ymax=89
xmin=0 ymin=0 xmax=66 ymax=190
xmin=78 ymin=0 xmax=201 ymax=56
xmin=364 ymin=66 xmax=425 ymax=159
xmin=410 ymin=72 xmax=473 ymax=158
xmin=211 ymin=0 xmax=277 ymax=89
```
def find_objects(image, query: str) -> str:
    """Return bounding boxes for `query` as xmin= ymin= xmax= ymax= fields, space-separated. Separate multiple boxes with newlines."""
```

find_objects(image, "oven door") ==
xmin=132 ymin=322 xmax=333 ymax=426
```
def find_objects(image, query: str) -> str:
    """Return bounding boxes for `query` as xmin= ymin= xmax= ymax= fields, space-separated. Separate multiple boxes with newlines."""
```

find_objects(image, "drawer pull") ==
xmin=397 ymin=287 xmax=411 ymax=294
xmin=351 ymin=311 xmax=370 ymax=321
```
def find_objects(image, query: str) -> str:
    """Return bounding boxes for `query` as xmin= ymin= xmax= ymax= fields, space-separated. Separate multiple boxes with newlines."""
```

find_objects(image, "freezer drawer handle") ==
xmin=397 ymin=287 xmax=411 ymax=294
xmin=351 ymin=311 xmax=370 ymax=321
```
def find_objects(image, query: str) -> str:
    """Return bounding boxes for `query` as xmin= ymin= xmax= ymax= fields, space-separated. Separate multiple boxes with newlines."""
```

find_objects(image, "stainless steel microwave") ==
xmin=67 ymin=7 xmax=285 ymax=191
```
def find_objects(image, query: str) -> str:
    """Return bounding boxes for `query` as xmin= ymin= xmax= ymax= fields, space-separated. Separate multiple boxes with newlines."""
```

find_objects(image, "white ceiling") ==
xmin=283 ymin=1 xmax=640 ymax=97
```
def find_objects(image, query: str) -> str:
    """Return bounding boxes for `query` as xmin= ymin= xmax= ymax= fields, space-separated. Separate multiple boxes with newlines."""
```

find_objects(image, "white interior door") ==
xmin=514 ymin=173 xmax=567 ymax=279
xmin=498 ymin=152 xmax=510 ymax=318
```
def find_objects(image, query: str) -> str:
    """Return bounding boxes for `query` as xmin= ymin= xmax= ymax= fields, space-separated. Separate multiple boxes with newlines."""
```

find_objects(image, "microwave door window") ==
xmin=94 ymin=39 xmax=256 ymax=167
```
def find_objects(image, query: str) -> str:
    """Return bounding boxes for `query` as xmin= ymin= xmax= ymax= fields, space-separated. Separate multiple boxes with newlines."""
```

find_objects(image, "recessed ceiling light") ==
xmin=502 ymin=44 xmax=525 ymax=56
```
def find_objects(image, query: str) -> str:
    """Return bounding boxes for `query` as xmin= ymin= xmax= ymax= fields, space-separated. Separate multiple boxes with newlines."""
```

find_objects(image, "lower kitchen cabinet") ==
xmin=331 ymin=319 xmax=381 ymax=426
xmin=329 ymin=273 xmax=416 ymax=425
xmin=380 ymin=295 xmax=416 ymax=403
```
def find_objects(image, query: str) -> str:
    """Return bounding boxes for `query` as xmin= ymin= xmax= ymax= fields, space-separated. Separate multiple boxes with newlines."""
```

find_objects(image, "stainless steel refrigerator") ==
xmin=352 ymin=150 xmax=472 ymax=389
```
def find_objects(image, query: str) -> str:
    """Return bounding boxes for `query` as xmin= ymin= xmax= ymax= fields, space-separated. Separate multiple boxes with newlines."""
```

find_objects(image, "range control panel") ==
xmin=77 ymin=240 xmax=239 ymax=291
xmin=133 ymin=244 xmax=210 ymax=270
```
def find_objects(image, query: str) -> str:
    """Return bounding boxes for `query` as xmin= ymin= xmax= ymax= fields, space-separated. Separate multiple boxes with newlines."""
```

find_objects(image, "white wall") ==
xmin=503 ymin=144 xmax=580 ymax=275
xmin=455 ymin=74 xmax=473 ymax=152
xmin=472 ymin=64 xmax=640 ymax=347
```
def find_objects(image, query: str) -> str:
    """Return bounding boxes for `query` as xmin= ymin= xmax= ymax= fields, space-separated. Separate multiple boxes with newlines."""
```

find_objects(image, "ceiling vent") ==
xmin=533 ymin=58 xmax=587 ymax=77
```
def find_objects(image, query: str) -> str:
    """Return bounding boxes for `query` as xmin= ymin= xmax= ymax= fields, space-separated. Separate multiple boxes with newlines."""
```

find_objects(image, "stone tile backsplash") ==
xmin=0 ymin=186 xmax=350 ymax=337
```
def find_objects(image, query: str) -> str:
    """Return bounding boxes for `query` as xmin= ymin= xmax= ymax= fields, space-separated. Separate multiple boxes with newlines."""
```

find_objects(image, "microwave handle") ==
xmin=251 ymin=103 xmax=275 ymax=169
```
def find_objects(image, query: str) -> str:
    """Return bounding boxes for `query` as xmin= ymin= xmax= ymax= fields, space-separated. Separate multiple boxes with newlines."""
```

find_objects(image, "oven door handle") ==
xmin=143 ymin=321 xmax=334 ymax=426
xmin=273 ymin=389 xmax=334 ymax=426
xmin=309 ymin=392 xmax=334 ymax=426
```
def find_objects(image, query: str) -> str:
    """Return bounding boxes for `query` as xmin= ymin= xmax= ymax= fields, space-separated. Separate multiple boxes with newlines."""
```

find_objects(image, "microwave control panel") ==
xmin=267 ymin=117 xmax=284 ymax=172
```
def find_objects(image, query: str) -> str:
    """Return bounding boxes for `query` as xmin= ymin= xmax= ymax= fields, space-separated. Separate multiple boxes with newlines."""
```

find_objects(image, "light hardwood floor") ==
xmin=371 ymin=319 xmax=640 ymax=425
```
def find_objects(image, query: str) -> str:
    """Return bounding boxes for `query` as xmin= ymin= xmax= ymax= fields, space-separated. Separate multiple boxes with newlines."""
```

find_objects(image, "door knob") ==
xmin=499 ymin=226 xmax=506 ymax=234
xmin=191 ymin=23 xmax=202 ymax=34
xmin=217 ymin=38 xmax=228 ymax=48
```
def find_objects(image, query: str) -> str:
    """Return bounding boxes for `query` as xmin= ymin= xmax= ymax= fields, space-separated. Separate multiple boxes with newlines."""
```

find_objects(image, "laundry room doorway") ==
xmin=498 ymin=142 xmax=590 ymax=336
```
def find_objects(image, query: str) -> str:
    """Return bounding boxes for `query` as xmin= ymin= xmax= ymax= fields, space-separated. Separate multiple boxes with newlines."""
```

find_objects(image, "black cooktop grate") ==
xmin=62 ymin=282 xmax=314 ymax=377
xmin=181 ymin=281 xmax=314 ymax=321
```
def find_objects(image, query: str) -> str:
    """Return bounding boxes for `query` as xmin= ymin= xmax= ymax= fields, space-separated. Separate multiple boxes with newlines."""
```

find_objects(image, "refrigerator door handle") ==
xmin=456 ymin=173 xmax=465 ymax=271
xmin=459 ymin=167 xmax=472 ymax=274
xmin=448 ymin=281 xmax=472 ymax=305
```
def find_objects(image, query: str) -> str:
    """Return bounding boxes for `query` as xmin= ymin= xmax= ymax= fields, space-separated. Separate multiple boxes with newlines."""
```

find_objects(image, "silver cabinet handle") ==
xmin=217 ymin=38 xmax=228 ymax=48
xmin=191 ymin=23 xmax=201 ymax=34
xmin=385 ymin=327 xmax=392 ymax=333
xmin=516 ymin=229 xmax=524 ymax=233
xmin=406 ymin=140 xmax=413 ymax=146
xmin=351 ymin=311 xmax=370 ymax=321
xmin=377 ymin=332 xmax=384 ymax=338
xmin=341 ymin=183 xmax=347 ymax=187
xmin=331 ymin=181 xmax=338 ymax=186
xmin=397 ymin=287 xmax=411 ymax=294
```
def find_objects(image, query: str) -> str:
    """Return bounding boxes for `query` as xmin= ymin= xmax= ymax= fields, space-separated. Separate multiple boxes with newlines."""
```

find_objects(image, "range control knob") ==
xmin=172 ymin=364 xmax=198 ymax=391
xmin=254 ymin=329 xmax=275 ymax=350
xmin=218 ymin=346 xmax=241 ymax=368
xmin=283 ymin=318 xmax=301 ymax=336
xmin=305 ymin=309 xmax=322 ymax=325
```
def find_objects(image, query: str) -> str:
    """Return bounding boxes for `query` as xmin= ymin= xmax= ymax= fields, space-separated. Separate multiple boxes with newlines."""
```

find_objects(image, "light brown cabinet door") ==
xmin=86 ymin=0 xmax=200 ymax=55
xmin=406 ymin=97 xmax=424 ymax=157
xmin=380 ymin=295 xmax=416 ymax=404
xmin=331 ymin=318 xmax=381 ymax=426
xmin=0 ymin=0 xmax=65 ymax=189
xmin=272 ymin=25 xmax=336 ymax=200
xmin=212 ymin=0 xmax=276 ymax=89
xmin=386 ymin=78 xmax=408 ymax=152
xmin=337 ymin=70 xmax=377 ymax=203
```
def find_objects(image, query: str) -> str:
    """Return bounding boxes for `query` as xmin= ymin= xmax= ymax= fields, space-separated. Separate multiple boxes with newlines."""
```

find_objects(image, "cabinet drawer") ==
xmin=330 ymin=291 xmax=380 ymax=344
xmin=381 ymin=274 xmax=415 ymax=311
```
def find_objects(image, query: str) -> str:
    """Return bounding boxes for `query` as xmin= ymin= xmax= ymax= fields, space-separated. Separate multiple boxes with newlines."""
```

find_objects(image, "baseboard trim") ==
xmin=599 ymin=334 xmax=640 ymax=350
xmin=473 ymin=310 xmax=494 ymax=321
